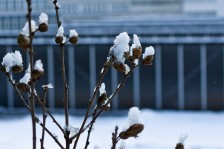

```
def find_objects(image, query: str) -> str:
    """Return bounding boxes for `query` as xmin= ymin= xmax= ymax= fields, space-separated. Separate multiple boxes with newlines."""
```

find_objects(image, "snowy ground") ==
xmin=0 ymin=109 xmax=224 ymax=149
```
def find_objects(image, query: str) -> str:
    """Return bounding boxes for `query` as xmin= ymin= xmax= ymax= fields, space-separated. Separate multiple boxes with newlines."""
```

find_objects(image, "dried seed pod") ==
xmin=69 ymin=36 xmax=79 ymax=45
xmin=17 ymin=34 xmax=30 ymax=50
xmin=55 ymin=36 xmax=63 ymax=44
xmin=16 ymin=83 xmax=30 ymax=92
xmin=97 ymin=93 xmax=107 ymax=108
xmin=123 ymin=51 xmax=130 ymax=59
xmin=12 ymin=65 xmax=23 ymax=73
xmin=113 ymin=62 xmax=126 ymax=73
xmin=32 ymin=70 xmax=44 ymax=81
xmin=119 ymin=124 xmax=144 ymax=139
xmin=141 ymin=55 xmax=154 ymax=65
xmin=38 ymin=23 xmax=48 ymax=32
xmin=132 ymin=47 xmax=142 ymax=59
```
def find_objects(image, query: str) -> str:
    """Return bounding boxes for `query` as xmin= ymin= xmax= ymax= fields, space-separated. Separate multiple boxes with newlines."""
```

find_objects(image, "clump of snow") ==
xmin=134 ymin=59 xmax=139 ymax=65
xmin=34 ymin=60 xmax=44 ymax=72
xmin=70 ymin=127 xmax=79 ymax=137
xmin=19 ymin=73 xmax=31 ymax=84
xmin=39 ymin=13 xmax=48 ymax=24
xmin=128 ymin=107 xmax=141 ymax=126
xmin=1 ymin=51 xmax=23 ymax=72
xmin=142 ymin=46 xmax=155 ymax=59
xmin=69 ymin=29 xmax=78 ymax=37
xmin=94 ymin=145 xmax=101 ymax=149
xmin=56 ymin=2 xmax=61 ymax=8
xmin=42 ymin=83 xmax=54 ymax=89
xmin=178 ymin=134 xmax=188 ymax=144
xmin=99 ymin=83 xmax=106 ymax=95
xmin=21 ymin=20 xmax=38 ymax=36
xmin=56 ymin=26 xmax=64 ymax=37
xmin=13 ymin=50 xmax=23 ymax=66
xmin=130 ymin=34 xmax=141 ymax=56
xmin=124 ymin=64 xmax=130 ymax=75
xmin=119 ymin=140 xmax=125 ymax=149
xmin=110 ymin=32 xmax=130 ymax=63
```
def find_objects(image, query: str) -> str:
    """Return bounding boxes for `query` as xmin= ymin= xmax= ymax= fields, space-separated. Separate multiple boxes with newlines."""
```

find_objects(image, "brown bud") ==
xmin=113 ymin=62 xmax=126 ymax=73
xmin=17 ymin=34 xmax=30 ymax=50
xmin=141 ymin=55 xmax=154 ymax=65
xmin=16 ymin=83 xmax=30 ymax=92
xmin=69 ymin=36 xmax=79 ymax=45
xmin=175 ymin=143 xmax=184 ymax=149
xmin=98 ymin=93 xmax=107 ymax=104
xmin=0 ymin=66 xmax=7 ymax=73
xmin=132 ymin=47 xmax=142 ymax=59
xmin=55 ymin=36 xmax=63 ymax=44
xmin=12 ymin=65 xmax=23 ymax=73
xmin=128 ymin=56 xmax=135 ymax=63
xmin=103 ymin=103 xmax=111 ymax=111
xmin=119 ymin=124 xmax=144 ymax=139
xmin=32 ymin=70 xmax=44 ymax=81
xmin=39 ymin=23 xmax=48 ymax=32
xmin=123 ymin=51 xmax=130 ymax=59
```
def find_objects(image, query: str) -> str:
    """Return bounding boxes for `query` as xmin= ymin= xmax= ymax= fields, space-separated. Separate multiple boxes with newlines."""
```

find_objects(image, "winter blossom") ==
xmin=39 ymin=13 xmax=48 ymax=24
xmin=110 ymin=32 xmax=130 ymax=63
xmin=128 ymin=107 xmax=141 ymax=126
xmin=142 ymin=46 xmax=155 ymax=59
xmin=69 ymin=29 xmax=78 ymax=38
xmin=34 ymin=60 xmax=44 ymax=72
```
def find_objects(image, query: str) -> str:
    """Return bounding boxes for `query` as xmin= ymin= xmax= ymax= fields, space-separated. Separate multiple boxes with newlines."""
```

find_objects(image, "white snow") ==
xmin=128 ymin=107 xmax=141 ymax=126
xmin=99 ymin=83 xmax=106 ymax=95
xmin=56 ymin=26 xmax=64 ymax=37
xmin=42 ymin=83 xmax=54 ymax=89
xmin=34 ymin=59 xmax=44 ymax=72
xmin=19 ymin=73 xmax=30 ymax=84
xmin=69 ymin=29 xmax=78 ymax=37
xmin=142 ymin=46 xmax=155 ymax=59
xmin=178 ymin=133 xmax=188 ymax=144
xmin=133 ymin=34 xmax=141 ymax=47
xmin=39 ymin=13 xmax=48 ymax=24
xmin=21 ymin=20 xmax=38 ymax=36
xmin=1 ymin=53 xmax=14 ymax=72
xmin=110 ymin=32 xmax=130 ymax=63
xmin=124 ymin=64 xmax=130 ymax=75
xmin=13 ymin=50 xmax=23 ymax=66
xmin=0 ymin=110 xmax=224 ymax=149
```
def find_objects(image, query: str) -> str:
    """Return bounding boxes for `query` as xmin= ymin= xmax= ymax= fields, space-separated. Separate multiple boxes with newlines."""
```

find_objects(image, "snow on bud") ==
xmin=39 ymin=13 xmax=48 ymax=24
xmin=110 ymin=32 xmax=130 ymax=63
xmin=70 ymin=127 xmax=79 ymax=137
xmin=134 ymin=59 xmax=139 ymax=66
xmin=129 ymin=34 xmax=142 ymax=60
xmin=13 ymin=51 xmax=23 ymax=66
xmin=19 ymin=73 xmax=31 ymax=84
xmin=32 ymin=60 xmax=44 ymax=81
xmin=142 ymin=46 xmax=155 ymax=59
xmin=39 ymin=13 xmax=48 ymax=32
xmin=21 ymin=20 xmax=38 ymax=36
xmin=34 ymin=60 xmax=44 ymax=72
xmin=69 ymin=29 xmax=79 ymax=44
xmin=56 ymin=26 xmax=64 ymax=37
xmin=128 ymin=107 xmax=141 ymax=126
xmin=124 ymin=64 xmax=130 ymax=75
xmin=55 ymin=25 xmax=66 ymax=44
xmin=56 ymin=2 xmax=61 ymax=8
xmin=178 ymin=134 xmax=188 ymax=144
xmin=99 ymin=83 xmax=106 ymax=96
xmin=1 ymin=53 xmax=14 ymax=72
xmin=133 ymin=34 xmax=141 ymax=47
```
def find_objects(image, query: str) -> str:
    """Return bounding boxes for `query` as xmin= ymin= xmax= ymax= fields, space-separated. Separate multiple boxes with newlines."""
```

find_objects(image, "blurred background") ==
xmin=1 ymin=0 xmax=224 ymax=112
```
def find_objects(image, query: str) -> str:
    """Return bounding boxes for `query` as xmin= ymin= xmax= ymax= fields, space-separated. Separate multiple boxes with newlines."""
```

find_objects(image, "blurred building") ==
xmin=0 ymin=0 xmax=224 ymax=112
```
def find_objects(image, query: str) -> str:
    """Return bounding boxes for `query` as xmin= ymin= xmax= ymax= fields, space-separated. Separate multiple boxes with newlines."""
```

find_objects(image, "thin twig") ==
xmin=26 ymin=0 xmax=36 ymax=148
xmin=40 ymin=88 xmax=48 ymax=149
xmin=72 ymin=63 xmax=110 ymax=148
xmin=84 ymin=108 xmax=98 ymax=149
xmin=53 ymin=0 xmax=61 ymax=27
xmin=111 ymin=126 xmax=119 ymax=149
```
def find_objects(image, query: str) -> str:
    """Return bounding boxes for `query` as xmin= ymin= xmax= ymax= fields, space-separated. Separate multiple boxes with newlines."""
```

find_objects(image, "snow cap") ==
xmin=19 ymin=73 xmax=31 ymax=84
xmin=39 ymin=13 xmax=48 ymax=24
xmin=142 ymin=46 xmax=155 ymax=59
xmin=56 ymin=25 xmax=64 ymax=37
xmin=69 ymin=29 xmax=78 ymax=38
xmin=99 ymin=83 xmax=106 ymax=96
xmin=128 ymin=107 xmax=141 ymax=126
xmin=21 ymin=20 xmax=38 ymax=36
xmin=34 ymin=59 xmax=44 ymax=72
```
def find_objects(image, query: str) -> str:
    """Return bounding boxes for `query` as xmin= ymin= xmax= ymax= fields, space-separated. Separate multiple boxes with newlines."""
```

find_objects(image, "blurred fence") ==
xmin=0 ymin=17 xmax=224 ymax=112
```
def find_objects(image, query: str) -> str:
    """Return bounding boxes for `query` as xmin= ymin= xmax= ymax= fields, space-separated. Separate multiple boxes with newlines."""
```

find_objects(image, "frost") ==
xmin=134 ymin=59 xmax=139 ymax=65
xmin=56 ymin=25 xmax=64 ymax=37
xmin=19 ymin=73 xmax=31 ymax=84
xmin=39 ymin=13 xmax=48 ymax=24
xmin=56 ymin=2 xmax=61 ymax=8
xmin=128 ymin=107 xmax=141 ymax=126
xmin=124 ymin=64 xmax=130 ymax=75
xmin=70 ymin=127 xmax=79 ymax=137
xmin=42 ymin=83 xmax=54 ymax=89
xmin=110 ymin=32 xmax=130 ymax=63
xmin=69 ymin=29 xmax=78 ymax=37
xmin=133 ymin=34 xmax=141 ymax=47
xmin=34 ymin=60 xmax=44 ymax=72
xmin=1 ymin=53 xmax=14 ymax=72
xmin=142 ymin=46 xmax=155 ymax=59
xmin=52 ymin=133 xmax=58 ymax=140
xmin=178 ymin=134 xmax=188 ymax=144
xmin=62 ymin=36 xmax=66 ymax=44
xmin=99 ymin=83 xmax=106 ymax=95
xmin=21 ymin=20 xmax=38 ymax=36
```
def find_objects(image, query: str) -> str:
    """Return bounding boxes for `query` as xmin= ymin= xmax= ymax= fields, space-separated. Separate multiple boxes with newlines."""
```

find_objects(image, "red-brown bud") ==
xmin=55 ymin=36 xmax=63 ymax=44
xmin=141 ymin=55 xmax=154 ymax=65
xmin=31 ymin=70 xmax=44 ymax=81
xmin=38 ymin=23 xmax=48 ymax=32
xmin=12 ymin=65 xmax=23 ymax=73
xmin=113 ymin=62 xmax=126 ymax=73
xmin=69 ymin=36 xmax=79 ymax=45
xmin=17 ymin=34 xmax=30 ymax=50
xmin=16 ymin=83 xmax=30 ymax=92
xmin=119 ymin=124 xmax=144 ymax=139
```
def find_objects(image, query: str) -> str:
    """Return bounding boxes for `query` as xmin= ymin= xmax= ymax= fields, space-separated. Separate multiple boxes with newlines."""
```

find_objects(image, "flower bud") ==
xmin=16 ymin=83 xmax=30 ymax=92
xmin=175 ymin=143 xmax=184 ymax=149
xmin=31 ymin=70 xmax=44 ymax=81
xmin=141 ymin=55 xmax=154 ymax=65
xmin=12 ymin=65 xmax=23 ymax=73
xmin=132 ymin=47 xmax=142 ymax=59
xmin=97 ymin=93 xmax=107 ymax=108
xmin=38 ymin=23 xmax=48 ymax=32
xmin=119 ymin=124 xmax=144 ymax=139
xmin=69 ymin=36 xmax=79 ymax=45
xmin=0 ymin=65 xmax=6 ymax=73
xmin=55 ymin=36 xmax=63 ymax=44
xmin=113 ymin=62 xmax=126 ymax=73
xmin=17 ymin=34 xmax=30 ymax=50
